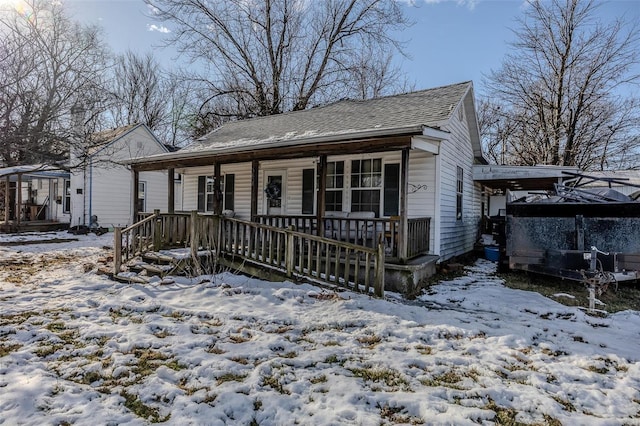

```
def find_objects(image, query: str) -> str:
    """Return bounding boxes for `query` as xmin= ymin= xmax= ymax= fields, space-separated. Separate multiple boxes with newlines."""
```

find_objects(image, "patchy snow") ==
xmin=0 ymin=233 xmax=639 ymax=425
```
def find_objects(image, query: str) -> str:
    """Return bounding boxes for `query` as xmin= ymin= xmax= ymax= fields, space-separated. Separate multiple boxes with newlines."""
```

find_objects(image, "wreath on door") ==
xmin=264 ymin=181 xmax=281 ymax=200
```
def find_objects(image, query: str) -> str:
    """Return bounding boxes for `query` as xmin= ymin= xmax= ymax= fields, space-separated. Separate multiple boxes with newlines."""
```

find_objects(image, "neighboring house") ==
xmin=0 ymin=164 xmax=70 ymax=230
xmin=69 ymin=123 xmax=170 ymax=229
xmin=129 ymin=81 xmax=487 ymax=265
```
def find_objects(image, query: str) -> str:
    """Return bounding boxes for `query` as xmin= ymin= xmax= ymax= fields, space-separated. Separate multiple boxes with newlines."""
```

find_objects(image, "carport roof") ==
xmin=0 ymin=164 xmax=69 ymax=179
xmin=473 ymin=165 xmax=580 ymax=191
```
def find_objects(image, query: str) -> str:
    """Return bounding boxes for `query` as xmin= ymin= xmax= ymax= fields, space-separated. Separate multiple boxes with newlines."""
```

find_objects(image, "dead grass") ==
xmin=499 ymin=271 xmax=640 ymax=313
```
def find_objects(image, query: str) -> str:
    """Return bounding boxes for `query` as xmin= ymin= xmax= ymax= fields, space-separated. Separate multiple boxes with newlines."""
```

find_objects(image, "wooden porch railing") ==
xmin=254 ymin=214 xmax=316 ymax=235
xmin=407 ymin=217 xmax=431 ymax=259
xmin=220 ymin=217 xmax=384 ymax=297
xmin=114 ymin=212 xmax=429 ymax=295
xmin=255 ymin=215 xmax=430 ymax=260
xmin=114 ymin=211 xmax=160 ymax=273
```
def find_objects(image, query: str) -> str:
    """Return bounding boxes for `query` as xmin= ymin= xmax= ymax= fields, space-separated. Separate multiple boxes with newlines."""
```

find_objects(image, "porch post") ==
xmin=251 ymin=160 xmax=259 ymax=220
xmin=4 ymin=175 xmax=9 ymax=223
xmin=132 ymin=169 xmax=139 ymax=223
xmin=168 ymin=168 xmax=175 ymax=213
xmin=16 ymin=173 xmax=22 ymax=225
xmin=398 ymin=147 xmax=410 ymax=262
xmin=316 ymin=154 xmax=327 ymax=237
xmin=213 ymin=162 xmax=221 ymax=215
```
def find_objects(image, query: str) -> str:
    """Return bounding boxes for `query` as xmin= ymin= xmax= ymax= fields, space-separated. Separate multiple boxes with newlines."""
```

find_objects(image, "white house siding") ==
xmin=89 ymin=164 xmax=131 ymax=227
xmin=181 ymin=165 xmax=214 ymax=214
xmin=258 ymin=158 xmax=316 ymax=216
xmin=71 ymin=126 xmax=168 ymax=227
xmin=179 ymin=151 xmax=437 ymax=224
xmin=181 ymin=163 xmax=253 ymax=219
xmin=222 ymin=163 xmax=252 ymax=219
xmin=141 ymin=170 xmax=169 ymax=214
xmin=437 ymin=104 xmax=482 ymax=261
xmin=407 ymin=150 xmax=437 ymax=253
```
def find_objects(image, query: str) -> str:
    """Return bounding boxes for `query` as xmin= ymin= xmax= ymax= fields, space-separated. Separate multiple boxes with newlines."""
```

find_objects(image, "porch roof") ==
xmin=129 ymin=81 xmax=479 ymax=171
xmin=0 ymin=164 xmax=69 ymax=179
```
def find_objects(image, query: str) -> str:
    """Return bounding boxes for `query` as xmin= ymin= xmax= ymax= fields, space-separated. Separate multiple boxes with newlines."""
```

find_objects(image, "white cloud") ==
xmin=147 ymin=24 xmax=170 ymax=34
xmin=147 ymin=4 xmax=160 ymax=15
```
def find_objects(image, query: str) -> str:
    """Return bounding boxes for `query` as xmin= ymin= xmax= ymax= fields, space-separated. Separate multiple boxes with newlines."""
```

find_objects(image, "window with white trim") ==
xmin=325 ymin=161 xmax=344 ymax=212
xmin=137 ymin=181 xmax=146 ymax=212
xmin=456 ymin=166 xmax=463 ymax=220
xmin=351 ymin=158 xmax=382 ymax=215
xmin=63 ymin=179 xmax=71 ymax=213
xmin=205 ymin=176 xmax=215 ymax=211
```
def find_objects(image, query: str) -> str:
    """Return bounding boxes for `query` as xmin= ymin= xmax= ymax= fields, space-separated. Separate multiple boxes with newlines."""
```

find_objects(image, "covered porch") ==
xmin=0 ymin=165 xmax=70 ymax=233
xmin=122 ymin=131 xmax=442 ymax=295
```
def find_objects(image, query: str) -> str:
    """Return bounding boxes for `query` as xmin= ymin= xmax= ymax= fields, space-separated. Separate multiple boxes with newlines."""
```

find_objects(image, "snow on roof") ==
xmin=183 ymin=81 xmax=472 ymax=154
xmin=0 ymin=164 xmax=69 ymax=178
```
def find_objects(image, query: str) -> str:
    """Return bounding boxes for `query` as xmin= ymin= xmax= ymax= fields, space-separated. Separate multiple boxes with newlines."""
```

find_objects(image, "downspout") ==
xmin=433 ymin=153 xmax=442 ymax=257
xmin=88 ymin=159 xmax=93 ymax=227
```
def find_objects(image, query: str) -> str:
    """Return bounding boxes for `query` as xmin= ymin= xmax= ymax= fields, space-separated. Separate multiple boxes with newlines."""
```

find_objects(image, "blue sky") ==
xmin=65 ymin=0 xmax=640 ymax=96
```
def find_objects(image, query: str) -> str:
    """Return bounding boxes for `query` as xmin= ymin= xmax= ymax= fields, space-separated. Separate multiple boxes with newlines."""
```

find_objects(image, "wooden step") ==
xmin=113 ymin=272 xmax=150 ymax=284
xmin=142 ymin=252 xmax=178 ymax=264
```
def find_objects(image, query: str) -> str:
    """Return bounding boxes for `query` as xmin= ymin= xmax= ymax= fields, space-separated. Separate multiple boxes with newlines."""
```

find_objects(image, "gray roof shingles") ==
xmin=184 ymin=81 xmax=472 ymax=154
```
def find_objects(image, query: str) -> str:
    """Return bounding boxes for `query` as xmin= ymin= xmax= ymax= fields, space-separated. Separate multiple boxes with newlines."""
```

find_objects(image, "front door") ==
xmin=264 ymin=171 xmax=285 ymax=215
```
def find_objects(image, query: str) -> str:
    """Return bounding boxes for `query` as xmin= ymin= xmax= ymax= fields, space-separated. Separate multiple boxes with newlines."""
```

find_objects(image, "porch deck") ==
xmin=114 ymin=212 xmax=433 ymax=296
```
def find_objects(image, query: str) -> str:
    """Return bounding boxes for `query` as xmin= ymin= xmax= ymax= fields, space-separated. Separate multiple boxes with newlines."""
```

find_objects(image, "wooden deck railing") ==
xmin=115 ymin=211 xmax=218 ymax=275
xmin=114 ymin=211 xmax=160 ymax=273
xmin=219 ymin=217 xmax=384 ymax=296
xmin=254 ymin=214 xmax=316 ymax=235
xmin=255 ymin=215 xmax=429 ymax=260
xmin=115 ymin=212 xmax=429 ymax=294
xmin=407 ymin=217 xmax=431 ymax=258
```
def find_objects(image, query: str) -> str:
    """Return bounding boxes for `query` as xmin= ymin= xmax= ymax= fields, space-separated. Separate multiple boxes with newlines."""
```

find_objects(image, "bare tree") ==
xmin=482 ymin=0 xmax=640 ymax=170
xmin=345 ymin=44 xmax=414 ymax=100
xmin=145 ymin=0 xmax=410 ymax=123
xmin=0 ymin=0 xmax=110 ymax=167
xmin=106 ymin=50 xmax=166 ymax=131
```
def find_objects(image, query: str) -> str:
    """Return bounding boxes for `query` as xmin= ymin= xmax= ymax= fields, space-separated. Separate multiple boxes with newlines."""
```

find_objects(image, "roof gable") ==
xmin=87 ymin=124 xmax=168 ymax=158
xmin=185 ymin=81 xmax=474 ymax=153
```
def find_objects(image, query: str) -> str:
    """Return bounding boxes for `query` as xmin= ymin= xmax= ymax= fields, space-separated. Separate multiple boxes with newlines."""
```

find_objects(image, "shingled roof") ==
xmin=183 ymin=81 xmax=473 ymax=154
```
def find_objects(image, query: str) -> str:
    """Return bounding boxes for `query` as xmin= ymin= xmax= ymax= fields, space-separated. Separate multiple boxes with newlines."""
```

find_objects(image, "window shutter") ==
xmin=224 ymin=174 xmax=235 ymax=211
xmin=383 ymin=163 xmax=400 ymax=216
xmin=302 ymin=169 xmax=314 ymax=214
xmin=197 ymin=176 xmax=205 ymax=212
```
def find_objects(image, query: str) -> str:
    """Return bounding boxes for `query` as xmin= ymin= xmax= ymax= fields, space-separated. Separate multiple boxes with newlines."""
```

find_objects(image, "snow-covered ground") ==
xmin=0 ymin=231 xmax=639 ymax=425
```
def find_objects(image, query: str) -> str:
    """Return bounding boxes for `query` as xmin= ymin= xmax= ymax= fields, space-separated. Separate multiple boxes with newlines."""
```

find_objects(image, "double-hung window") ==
xmin=325 ymin=161 xmax=344 ymax=212
xmin=351 ymin=158 xmax=382 ymax=215
xmin=197 ymin=176 xmax=216 ymax=212
xmin=137 ymin=181 xmax=146 ymax=212
xmin=456 ymin=166 xmax=463 ymax=220
xmin=63 ymin=179 xmax=71 ymax=213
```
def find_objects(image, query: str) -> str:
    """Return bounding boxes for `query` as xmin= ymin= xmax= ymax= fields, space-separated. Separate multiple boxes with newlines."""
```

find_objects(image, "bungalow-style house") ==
xmin=69 ymin=123 xmax=171 ymax=229
xmin=121 ymin=81 xmax=488 ymax=294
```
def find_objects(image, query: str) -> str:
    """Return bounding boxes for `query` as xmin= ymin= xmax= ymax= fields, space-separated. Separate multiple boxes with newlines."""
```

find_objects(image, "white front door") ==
xmin=264 ymin=171 xmax=285 ymax=215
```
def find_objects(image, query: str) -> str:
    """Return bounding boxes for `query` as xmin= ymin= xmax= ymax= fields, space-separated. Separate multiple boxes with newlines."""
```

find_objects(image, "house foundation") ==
xmin=384 ymin=255 xmax=440 ymax=295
